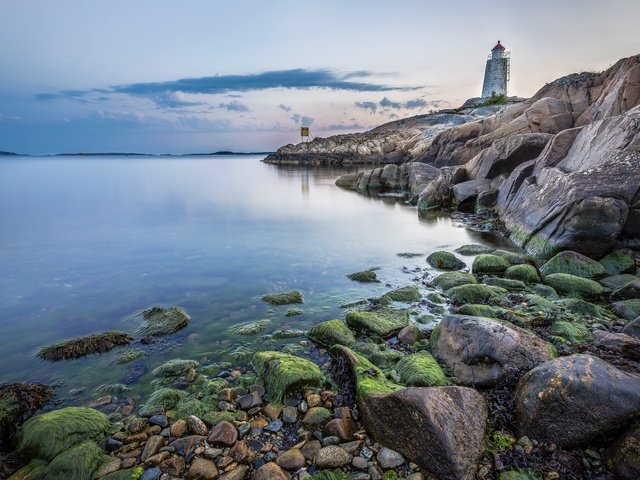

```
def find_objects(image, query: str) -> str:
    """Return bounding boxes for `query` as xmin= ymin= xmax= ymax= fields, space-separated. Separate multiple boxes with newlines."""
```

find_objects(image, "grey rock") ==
xmin=282 ymin=406 xmax=298 ymax=423
xmin=141 ymin=435 xmax=165 ymax=462
xmin=376 ymin=446 xmax=404 ymax=468
xmin=314 ymin=445 xmax=353 ymax=468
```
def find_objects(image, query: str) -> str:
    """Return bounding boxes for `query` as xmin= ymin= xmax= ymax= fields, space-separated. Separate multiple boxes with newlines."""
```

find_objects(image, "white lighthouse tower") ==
xmin=481 ymin=40 xmax=510 ymax=98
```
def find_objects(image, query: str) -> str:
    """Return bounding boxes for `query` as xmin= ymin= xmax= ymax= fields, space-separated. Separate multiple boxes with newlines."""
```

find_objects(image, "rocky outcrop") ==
xmin=361 ymin=386 xmax=487 ymax=480
xmin=516 ymin=354 xmax=640 ymax=447
xmin=337 ymin=162 xmax=440 ymax=194
xmin=432 ymin=315 xmax=554 ymax=387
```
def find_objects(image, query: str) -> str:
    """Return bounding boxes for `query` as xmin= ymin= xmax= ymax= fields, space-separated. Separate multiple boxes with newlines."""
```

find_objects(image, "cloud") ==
xmin=355 ymin=101 xmax=377 ymax=113
xmin=405 ymin=98 xmax=428 ymax=109
xmin=379 ymin=97 xmax=401 ymax=109
xmin=326 ymin=123 xmax=366 ymax=131
xmin=278 ymin=104 xmax=292 ymax=112
xmin=290 ymin=113 xmax=314 ymax=126
xmin=377 ymin=97 xmax=430 ymax=110
xmin=152 ymin=92 xmax=206 ymax=109
xmin=218 ymin=100 xmax=249 ymax=112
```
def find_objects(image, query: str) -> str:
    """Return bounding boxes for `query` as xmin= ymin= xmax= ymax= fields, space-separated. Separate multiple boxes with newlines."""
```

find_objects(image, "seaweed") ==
xmin=37 ymin=331 xmax=132 ymax=361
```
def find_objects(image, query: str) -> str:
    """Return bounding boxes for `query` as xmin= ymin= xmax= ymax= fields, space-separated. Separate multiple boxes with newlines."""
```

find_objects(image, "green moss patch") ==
xmin=457 ymin=304 xmax=506 ymax=319
xmin=540 ymin=251 xmax=606 ymax=279
xmin=433 ymin=272 xmax=477 ymax=291
xmin=140 ymin=388 xmax=187 ymax=415
xmin=492 ymin=250 xmax=531 ymax=265
xmin=370 ymin=349 xmax=406 ymax=370
xmin=136 ymin=306 xmax=190 ymax=337
xmin=472 ymin=254 xmax=511 ymax=275
xmin=229 ymin=319 xmax=271 ymax=336
xmin=505 ymin=264 xmax=540 ymax=283
xmin=308 ymin=319 xmax=356 ymax=348
xmin=17 ymin=407 xmax=110 ymax=462
xmin=487 ymin=431 xmax=515 ymax=454
xmin=37 ymin=331 xmax=132 ymax=361
xmin=152 ymin=359 xmax=199 ymax=377
xmin=446 ymin=284 xmax=505 ymax=306
xmin=252 ymin=351 xmax=325 ymax=402
xmin=599 ymin=250 xmax=636 ymax=276
xmin=612 ymin=299 xmax=640 ymax=321
xmin=529 ymin=284 xmax=559 ymax=299
xmin=345 ymin=308 xmax=409 ymax=337
xmin=43 ymin=440 xmax=111 ymax=480
xmin=455 ymin=244 xmax=495 ymax=256
xmin=484 ymin=277 xmax=527 ymax=291
xmin=497 ymin=470 xmax=542 ymax=480
xmin=202 ymin=410 xmax=242 ymax=427
xmin=543 ymin=273 xmax=604 ymax=299
xmin=378 ymin=285 xmax=422 ymax=304
xmin=551 ymin=320 xmax=592 ymax=344
xmin=261 ymin=290 xmax=304 ymax=305
xmin=347 ymin=269 xmax=379 ymax=283
xmin=522 ymin=294 xmax=558 ymax=314
xmin=396 ymin=351 xmax=450 ymax=387
xmin=426 ymin=251 xmax=466 ymax=270
xmin=600 ymin=274 xmax=639 ymax=290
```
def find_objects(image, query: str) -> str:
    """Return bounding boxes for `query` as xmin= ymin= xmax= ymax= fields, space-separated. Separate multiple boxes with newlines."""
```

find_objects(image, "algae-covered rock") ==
xmin=557 ymin=298 xmax=612 ymax=319
xmin=445 ymin=284 xmax=505 ymax=306
xmin=252 ymin=351 xmax=325 ymax=402
xmin=612 ymin=280 xmax=640 ymax=301
xmin=505 ymin=264 xmax=540 ymax=283
xmin=136 ymin=306 xmax=190 ymax=336
xmin=529 ymin=284 xmax=559 ymax=299
xmin=370 ymin=349 xmax=405 ymax=370
xmin=472 ymin=254 xmax=511 ymax=275
xmin=7 ymin=460 xmax=48 ymax=480
xmin=17 ymin=407 xmax=111 ymax=462
xmin=37 ymin=331 xmax=133 ymax=361
xmin=331 ymin=346 xmax=401 ymax=402
xmin=285 ymin=308 xmax=303 ymax=317
xmin=347 ymin=269 xmax=379 ymax=283
xmin=600 ymin=274 xmax=640 ymax=290
xmin=308 ymin=319 xmax=356 ymax=348
xmin=457 ymin=304 xmax=506 ymax=319
xmin=114 ymin=348 xmax=144 ymax=364
xmin=261 ymin=291 xmax=304 ymax=305
xmin=612 ymin=299 xmax=640 ymax=321
xmin=202 ymin=411 xmax=241 ymax=427
xmin=229 ymin=319 xmax=271 ymax=336
xmin=543 ymin=273 xmax=604 ymax=298
xmin=0 ymin=383 xmax=53 ymax=444
xmin=492 ymin=250 xmax=531 ymax=265
xmin=540 ymin=251 xmax=606 ymax=279
xmin=551 ymin=320 xmax=592 ymax=344
xmin=140 ymin=388 xmax=187 ymax=415
xmin=152 ymin=359 xmax=200 ymax=377
xmin=396 ymin=351 xmax=450 ymax=387
xmin=484 ymin=277 xmax=527 ymax=291
xmin=172 ymin=396 xmax=218 ymax=420
xmin=600 ymin=250 xmax=636 ymax=276
xmin=378 ymin=285 xmax=422 ymax=304
xmin=433 ymin=271 xmax=478 ymax=291
xmin=455 ymin=244 xmax=495 ymax=256
xmin=95 ymin=383 xmax=131 ymax=394
xmin=102 ymin=468 xmax=144 ymax=480
xmin=426 ymin=251 xmax=466 ymax=270
xmin=43 ymin=440 xmax=111 ymax=480
xmin=345 ymin=308 xmax=409 ymax=337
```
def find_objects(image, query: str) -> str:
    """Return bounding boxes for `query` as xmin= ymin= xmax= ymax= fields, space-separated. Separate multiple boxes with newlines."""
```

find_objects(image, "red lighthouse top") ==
xmin=492 ymin=40 xmax=505 ymax=50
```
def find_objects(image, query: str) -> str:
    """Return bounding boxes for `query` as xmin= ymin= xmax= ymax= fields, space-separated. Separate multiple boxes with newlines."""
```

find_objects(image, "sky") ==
xmin=0 ymin=0 xmax=638 ymax=154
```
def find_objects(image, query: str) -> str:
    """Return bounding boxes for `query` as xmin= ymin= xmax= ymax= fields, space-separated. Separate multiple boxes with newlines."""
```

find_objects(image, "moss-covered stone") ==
xmin=599 ymin=250 xmax=636 ymax=276
xmin=612 ymin=299 xmax=640 ymax=321
xmin=370 ymin=349 xmax=405 ymax=370
xmin=308 ymin=470 xmax=350 ymax=480
xmin=261 ymin=291 xmax=304 ymax=305
xmin=114 ymin=348 xmax=144 ymax=364
xmin=378 ymin=286 xmax=422 ymax=304
xmin=472 ymin=254 xmax=511 ymax=275
xmin=37 ymin=331 xmax=133 ymax=361
xmin=95 ymin=383 xmax=131 ymax=394
xmin=17 ymin=407 xmax=110 ymax=462
xmin=492 ymin=250 xmax=531 ymax=265
xmin=455 ymin=244 xmax=495 ymax=256
xmin=600 ymin=274 xmax=640 ymax=290
xmin=429 ymin=324 xmax=441 ymax=351
xmin=0 ymin=383 xmax=53 ymax=444
xmin=445 ymin=284 xmax=505 ymax=306
xmin=202 ymin=410 xmax=242 ymax=427
xmin=529 ymin=284 xmax=559 ymax=299
xmin=308 ymin=319 xmax=356 ymax=348
xmin=347 ymin=269 xmax=379 ymax=283
xmin=484 ymin=277 xmax=527 ymax=291
xmin=152 ymin=359 xmax=199 ymax=377
xmin=457 ymin=304 xmax=506 ymax=318
xmin=612 ymin=281 xmax=640 ymax=301
xmin=270 ymin=329 xmax=306 ymax=339
xmin=102 ymin=468 xmax=144 ymax=480
xmin=505 ymin=264 xmax=540 ymax=283
xmin=345 ymin=308 xmax=409 ymax=337
xmin=432 ymin=272 xmax=477 ymax=291
xmin=522 ymin=294 xmax=558 ymax=314
xmin=426 ymin=292 xmax=447 ymax=304
xmin=543 ymin=273 xmax=604 ymax=299
xmin=252 ymin=351 xmax=325 ymax=402
xmin=229 ymin=319 xmax=271 ymax=335
xmin=172 ymin=395 xmax=219 ymax=420
xmin=551 ymin=320 xmax=592 ymax=344
xmin=7 ymin=459 xmax=48 ymax=480
xmin=540 ymin=251 xmax=606 ymax=279
xmin=136 ymin=306 xmax=190 ymax=336
xmin=396 ymin=351 xmax=450 ymax=387
xmin=426 ymin=251 xmax=466 ymax=270
xmin=285 ymin=308 xmax=303 ymax=317
xmin=43 ymin=440 xmax=111 ymax=480
xmin=331 ymin=346 xmax=401 ymax=402
xmin=140 ymin=388 xmax=187 ymax=415
xmin=557 ymin=299 xmax=611 ymax=319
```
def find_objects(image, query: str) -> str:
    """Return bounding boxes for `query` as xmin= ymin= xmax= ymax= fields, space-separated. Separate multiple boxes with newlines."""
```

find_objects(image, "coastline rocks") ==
xmin=433 ymin=272 xmax=477 ymax=291
xmin=516 ymin=354 xmax=640 ymax=447
xmin=136 ymin=306 xmax=190 ymax=337
xmin=261 ymin=290 xmax=304 ymax=305
xmin=0 ymin=383 xmax=53 ymax=445
xmin=608 ymin=427 xmax=640 ymax=479
xmin=543 ymin=273 xmax=604 ymax=298
xmin=593 ymin=330 xmax=640 ymax=359
xmin=539 ymin=251 xmax=606 ymax=278
xmin=308 ymin=319 xmax=356 ymax=348
xmin=472 ymin=254 xmax=511 ymax=275
xmin=37 ymin=331 xmax=133 ymax=361
xmin=207 ymin=420 xmax=237 ymax=447
xmin=345 ymin=308 xmax=409 ymax=337
xmin=445 ymin=284 xmax=504 ymax=306
xmin=251 ymin=351 xmax=325 ymax=402
xmin=600 ymin=250 xmax=636 ymax=276
xmin=361 ymin=386 xmax=487 ymax=480
xmin=314 ymin=445 xmax=353 ymax=468
xmin=432 ymin=315 xmax=554 ymax=387
xmin=347 ymin=269 xmax=379 ymax=283
xmin=426 ymin=251 xmax=466 ymax=270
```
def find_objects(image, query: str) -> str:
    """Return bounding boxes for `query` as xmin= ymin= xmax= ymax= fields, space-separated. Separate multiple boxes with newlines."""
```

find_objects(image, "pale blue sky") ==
xmin=1 ymin=0 xmax=638 ymax=154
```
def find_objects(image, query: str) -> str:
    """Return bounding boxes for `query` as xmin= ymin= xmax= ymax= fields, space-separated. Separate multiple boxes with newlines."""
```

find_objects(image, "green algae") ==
xmin=261 ymin=290 xmax=304 ymax=305
xmin=102 ymin=468 xmax=144 ymax=480
xmin=612 ymin=299 xmax=640 ymax=321
xmin=446 ymin=284 xmax=505 ymax=306
xmin=455 ymin=244 xmax=495 ymax=256
xmin=309 ymin=470 xmax=350 ymax=480
xmin=426 ymin=292 xmax=447 ymax=304
xmin=345 ymin=308 xmax=409 ymax=337
xmin=433 ymin=271 xmax=478 ymax=291
xmin=285 ymin=308 xmax=304 ymax=317
xmin=270 ymin=329 xmax=306 ymax=339
xmin=347 ymin=269 xmax=379 ymax=283
xmin=114 ymin=348 xmax=144 ymax=364
xmin=484 ymin=277 xmax=527 ymax=291
xmin=136 ymin=306 xmax=190 ymax=337
xmin=487 ymin=430 xmax=515 ymax=454
xmin=505 ymin=264 xmax=540 ymax=283
xmin=377 ymin=285 xmax=422 ymax=304
xmin=308 ymin=319 xmax=356 ymax=348
xmin=529 ymin=284 xmax=559 ymax=299
xmin=600 ymin=274 xmax=639 ymax=290
xmin=543 ymin=273 xmax=604 ymax=298
xmin=172 ymin=395 xmax=219 ymax=420
xmin=522 ymin=294 xmax=558 ymax=314
xmin=472 ymin=254 xmax=511 ymax=275
xmin=426 ymin=251 xmax=466 ymax=270
xmin=229 ymin=319 xmax=271 ymax=336
xmin=17 ymin=407 xmax=111 ymax=462
xmin=551 ymin=320 xmax=592 ymax=344
xmin=540 ymin=251 xmax=606 ymax=279
xmin=252 ymin=351 xmax=325 ymax=402
xmin=8 ymin=459 xmax=47 ymax=480
xmin=43 ymin=440 xmax=111 ymax=480
xmin=370 ymin=349 xmax=405 ymax=370
xmin=599 ymin=250 xmax=636 ymax=276
xmin=396 ymin=351 xmax=450 ymax=387
xmin=140 ymin=388 xmax=187 ymax=415
xmin=37 ymin=331 xmax=133 ymax=361
xmin=202 ymin=410 xmax=243 ymax=427
xmin=497 ymin=470 xmax=542 ymax=480
xmin=152 ymin=359 xmax=200 ymax=377
xmin=95 ymin=383 xmax=131 ymax=394
xmin=492 ymin=249 xmax=531 ymax=265
xmin=457 ymin=304 xmax=506 ymax=318
xmin=429 ymin=324 xmax=441 ymax=351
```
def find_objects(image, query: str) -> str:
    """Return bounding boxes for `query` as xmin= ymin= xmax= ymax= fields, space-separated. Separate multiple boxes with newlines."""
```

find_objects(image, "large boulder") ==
xmin=432 ymin=315 xmax=554 ymax=387
xmin=361 ymin=387 xmax=487 ymax=480
xmin=516 ymin=354 xmax=640 ymax=447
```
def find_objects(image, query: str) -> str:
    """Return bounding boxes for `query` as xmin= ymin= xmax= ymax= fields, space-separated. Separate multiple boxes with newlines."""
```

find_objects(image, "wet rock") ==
xmin=345 ymin=308 xmax=409 ymax=337
xmin=237 ymin=391 xmax=262 ymax=410
xmin=149 ymin=415 xmax=168 ymax=428
xmin=265 ymin=419 xmax=283 ymax=433
xmin=608 ymin=426 xmax=640 ymax=479
xmin=600 ymin=250 xmax=636 ymax=276
xmin=145 ymin=450 xmax=170 ymax=466
xmin=140 ymin=467 xmax=162 ymax=480
xmin=136 ymin=306 xmax=191 ymax=336
xmin=376 ymin=446 xmax=404 ymax=468
xmin=472 ymin=254 xmax=511 ymax=275
xmin=261 ymin=291 xmax=304 ymax=305
xmin=504 ymin=264 xmax=540 ymax=283
xmin=254 ymin=461 xmax=289 ymax=479
xmin=593 ymin=330 xmax=640 ymax=359
xmin=445 ymin=284 xmax=504 ymax=306
xmin=622 ymin=317 xmax=640 ymax=338
xmin=517 ymin=354 xmax=640 ymax=447
xmin=188 ymin=457 xmax=218 ymax=479
xmin=0 ymin=383 xmax=53 ymax=444
xmin=362 ymin=386 xmax=487 ymax=480
xmin=276 ymin=447 xmax=306 ymax=470
xmin=347 ymin=269 xmax=380 ymax=283
xmin=169 ymin=435 xmax=206 ymax=457
xmin=159 ymin=453 xmax=185 ymax=476
xmin=612 ymin=299 xmax=640 ymax=320
xmin=188 ymin=415 xmax=208 ymax=436
xmin=208 ymin=420 xmax=237 ymax=447
xmin=455 ymin=244 xmax=495 ymax=256
xmin=612 ymin=280 xmax=640 ymax=301
xmin=142 ymin=435 xmax=165 ymax=462
xmin=427 ymin=251 xmax=466 ymax=270
xmin=219 ymin=465 xmax=249 ymax=480
xmin=352 ymin=456 xmax=369 ymax=470
xmin=397 ymin=324 xmax=420 ymax=346
xmin=433 ymin=315 xmax=553 ymax=387
xmin=314 ymin=445 xmax=353 ymax=468
xmin=543 ymin=273 xmax=604 ymax=298
xmin=323 ymin=418 xmax=357 ymax=442
xmin=37 ymin=331 xmax=133 ymax=361
xmin=432 ymin=272 xmax=477 ymax=291
xmin=302 ymin=407 xmax=332 ymax=426
xmin=308 ymin=319 xmax=356 ymax=348
xmin=219 ymin=388 xmax=238 ymax=403
xmin=301 ymin=440 xmax=321 ymax=460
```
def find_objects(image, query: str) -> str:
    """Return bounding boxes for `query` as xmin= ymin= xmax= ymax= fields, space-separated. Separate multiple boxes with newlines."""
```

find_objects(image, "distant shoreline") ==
xmin=0 ymin=151 xmax=275 ymax=157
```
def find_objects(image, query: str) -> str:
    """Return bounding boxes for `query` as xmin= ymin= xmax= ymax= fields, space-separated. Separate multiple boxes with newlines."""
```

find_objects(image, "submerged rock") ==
xmin=308 ymin=319 xmax=356 ymax=348
xmin=0 ymin=383 xmax=53 ymax=446
xmin=517 ymin=354 xmax=640 ymax=447
xmin=152 ymin=359 xmax=200 ymax=377
xmin=261 ymin=290 xmax=304 ymax=305
xmin=136 ymin=306 xmax=191 ymax=337
xmin=377 ymin=285 xmax=422 ymax=304
xmin=345 ymin=308 xmax=409 ymax=337
xmin=455 ymin=244 xmax=495 ymax=256
xmin=228 ymin=319 xmax=271 ymax=336
xmin=252 ymin=351 xmax=325 ymax=402
xmin=347 ymin=269 xmax=379 ymax=283
xmin=361 ymin=386 xmax=487 ymax=480
xmin=37 ymin=331 xmax=133 ymax=361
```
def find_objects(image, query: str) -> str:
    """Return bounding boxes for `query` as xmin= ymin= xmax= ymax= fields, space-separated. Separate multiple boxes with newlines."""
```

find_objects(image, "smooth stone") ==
xmin=314 ymin=445 xmax=353 ymax=468
xmin=187 ymin=457 xmax=219 ymax=480
xmin=170 ymin=419 xmax=188 ymax=437
xmin=188 ymin=415 xmax=209 ymax=436
xmin=376 ymin=446 xmax=405 ymax=469
xmin=254 ymin=461 xmax=289 ymax=480
xmin=301 ymin=440 xmax=321 ymax=460
xmin=149 ymin=415 xmax=169 ymax=428
xmin=237 ymin=391 xmax=262 ymax=410
xmin=352 ymin=456 xmax=369 ymax=470
xmin=264 ymin=419 xmax=283 ymax=433
xmin=276 ymin=447 xmax=306 ymax=470
xmin=282 ymin=406 xmax=298 ymax=423
xmin=323 ymin=418 xmax=357 ymax=442
xmin=218 ymin=465 xmax=249 ymax=480
xmin=140 ymin=468 xmax=162 ymax=480
xmin=141 ymin=435 xmax=165 ymax=462
xmin=207 ymin=421 xmax=238 ymax=447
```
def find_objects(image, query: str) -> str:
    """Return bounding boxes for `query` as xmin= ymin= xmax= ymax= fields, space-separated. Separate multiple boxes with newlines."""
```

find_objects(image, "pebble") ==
xmin=254 ymin=462 xmax=289 ymax=480
xmin=263 ymin=403 xmax=282 ymax=421
xmin=219 ymin=388 xmax=237 ymax=402
xmin=170 ymin=419 xmax=188 ymax=437
xmin=376 ymin=447 xmax=404 ymax=469
xmin=145 ymin=451 xmax=170 ymax=466
xmin=187 ymin=457 xmax=218 ymax=480
xmin=106 ymin=438 xmax=123 ymax=451
xmin=361 ymin=446 xmax=374 ymax=460
xmin=203 ymin=447 xmax=223 ymax=459
xmin=351 ymin=474 xmax=371 ymax=480
xmin=187 ymin=415 xmax=208 ymax=436
xmin=141 ymin=435 xmax=165 ymax=462
xmin=282 ymin=406 xmax=298 ymax=423
xmin=218 ymin=464 xmax=249 ymax=480
xmin=140 ymin=467 xmax=162 ymax=480
xmin=250 ymin=385 xmax=266 ymax=397
xmin=208 ymin=421 xmax=238 ymax=447
xmin=352 ymin=456 xmax=369 ymax=470
xmin=276 ymin=447 xmax=307 ymax=470
xmin=264 ymin=419 xmax=283 ymax=433
xmin=149 ymin=414 xmax=169 ymax=428
xmin=314 ymin=445 xmax=353 ymax=468
xmin=237 ymin=391 xmax=262 ymax=410
xmin=321 ymin=436 xmax=340 ymax=446
xmin=237 ymin=422 xmax=251 ymax=438
xmin=300 ymin=440 xmax=321 ymax=460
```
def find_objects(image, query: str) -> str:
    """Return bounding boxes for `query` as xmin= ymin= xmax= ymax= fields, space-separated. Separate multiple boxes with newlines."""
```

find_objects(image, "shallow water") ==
xmin=0 ymin=155 xmax=514 ymax=401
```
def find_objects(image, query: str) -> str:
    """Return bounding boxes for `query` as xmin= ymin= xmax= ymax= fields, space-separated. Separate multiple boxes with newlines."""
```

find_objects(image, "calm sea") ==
xmin=0 ymin=155 xmax=511 ymax=400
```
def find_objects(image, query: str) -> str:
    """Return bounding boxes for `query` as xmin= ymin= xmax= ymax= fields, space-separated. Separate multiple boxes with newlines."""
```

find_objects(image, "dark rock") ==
xmin=593 ymin=330 xmax=640 ymax=359
xmin=301 ymin=440 xmax=321 ymax=460
xmin=282 ymin=406 xmax=298 ymax=423
xmin=323 ymin=418 xmax=357 ymax=442
xmin=622 ymin=317 xmax=640 ymax=338
xmin=188 ymin=457 xmax=218 ymax=480
xmin=0 ymin=383 xmax=53 ymax=445
xmin=141 ymin=435 xmax=165 ymax=462
xmin=237 ymin=392 xmax=262 ymax=410
xmin=264 ymin=419 xmax=283 ymax=433
xmin=187 ymin=415 xmax=208 ymax=436
xmin=397 ymin=324 xmax=420 ymax=345
xmin=169 ymin=435 xmax=206 ymax=457
xmin=540 ymin=251 xmax=606 ymax=279
xmin=149 ymin=415 xmax=168 ymax=428
xmin=140 ymin=468 xmax=162 ymax=480
xmin=137 ymin=306 xmax=191 ymax=337
xmin=517 ymin=354 xmax=640 ymax=447
xmin=361 ymin=386 xmax=487 ymax=480
xmin=37 ymin=331 xmax=133 ymax=361
xmin=608 ymin=426 xmax=640 ymax=479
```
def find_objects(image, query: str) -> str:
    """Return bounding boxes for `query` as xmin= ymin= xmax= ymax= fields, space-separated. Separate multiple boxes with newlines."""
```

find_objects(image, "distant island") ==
xmin=0 ymin=151 xmax=274 ymax=157
xmin=0 ymin=151 xmax=18 ymax=156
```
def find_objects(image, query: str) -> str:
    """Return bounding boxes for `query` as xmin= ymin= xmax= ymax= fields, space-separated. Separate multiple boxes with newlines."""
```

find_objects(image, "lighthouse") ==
xmin=481 ymin=40 xmax=510 ymax=98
